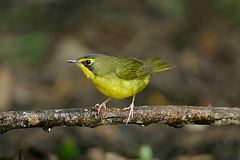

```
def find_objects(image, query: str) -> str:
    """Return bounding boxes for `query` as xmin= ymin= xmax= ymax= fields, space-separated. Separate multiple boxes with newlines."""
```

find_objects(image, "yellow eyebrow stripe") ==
xmin=79 ymin=58 xmax=96 ymax=63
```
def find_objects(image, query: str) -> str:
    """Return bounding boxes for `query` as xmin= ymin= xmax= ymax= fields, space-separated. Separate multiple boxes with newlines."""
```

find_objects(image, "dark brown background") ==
xmin=0 ymin=1 xmax=239 ymax=159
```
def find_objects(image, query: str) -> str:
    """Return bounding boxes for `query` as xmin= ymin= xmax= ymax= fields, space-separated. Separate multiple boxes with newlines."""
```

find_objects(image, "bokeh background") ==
xmin=0 ymin=1 xmax=240 ymax=160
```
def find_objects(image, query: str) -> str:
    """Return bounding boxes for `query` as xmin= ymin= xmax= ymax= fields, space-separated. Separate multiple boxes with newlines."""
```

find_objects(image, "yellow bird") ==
xmin=67 ymin=54 xmax=173 ymax=123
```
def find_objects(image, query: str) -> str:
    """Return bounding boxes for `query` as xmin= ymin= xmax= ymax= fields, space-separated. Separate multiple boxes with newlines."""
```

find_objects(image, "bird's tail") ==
xmin=144 ymin=58 xmax=174 ymax=73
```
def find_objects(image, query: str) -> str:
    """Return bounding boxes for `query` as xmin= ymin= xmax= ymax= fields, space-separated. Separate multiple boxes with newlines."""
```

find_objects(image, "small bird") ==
xmin=67 ymin=54 xmax=173 ymax=124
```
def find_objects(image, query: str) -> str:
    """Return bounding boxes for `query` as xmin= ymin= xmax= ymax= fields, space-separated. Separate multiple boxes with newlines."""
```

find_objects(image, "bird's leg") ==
xmin=122 ymin=95 xmax=135 ymax=124
xmin=95 ymin=98 xmax=112 ymax=114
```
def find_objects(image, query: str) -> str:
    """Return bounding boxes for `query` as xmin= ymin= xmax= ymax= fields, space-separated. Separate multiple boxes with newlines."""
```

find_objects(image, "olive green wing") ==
xmin=115 ymin=58 xmax=151 ymax=80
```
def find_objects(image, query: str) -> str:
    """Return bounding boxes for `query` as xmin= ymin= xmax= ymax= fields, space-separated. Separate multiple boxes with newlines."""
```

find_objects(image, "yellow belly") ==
xmin=92 ymin=73 xmax=150 ymax=99
xmin=77 ymin=63 xmax=150 ymax=99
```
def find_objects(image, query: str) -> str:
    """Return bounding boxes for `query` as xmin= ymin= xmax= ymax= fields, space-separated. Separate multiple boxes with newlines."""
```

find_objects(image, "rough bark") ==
xmin=0 ymin=105 xmax=239 ymax=134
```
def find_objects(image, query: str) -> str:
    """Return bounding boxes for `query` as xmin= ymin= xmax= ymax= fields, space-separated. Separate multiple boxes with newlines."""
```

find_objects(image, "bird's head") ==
xmin=67 ymin=54 xmax=115 ymax=79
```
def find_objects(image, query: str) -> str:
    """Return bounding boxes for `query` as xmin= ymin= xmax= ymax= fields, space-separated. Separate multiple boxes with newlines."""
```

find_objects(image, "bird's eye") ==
xmin=85 ymin=60 xmax=92 ymax=65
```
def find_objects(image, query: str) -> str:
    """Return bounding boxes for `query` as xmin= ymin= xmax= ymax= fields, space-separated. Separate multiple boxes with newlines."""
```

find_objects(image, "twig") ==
xmin=0 ymin=105 xmax=239 ymax=134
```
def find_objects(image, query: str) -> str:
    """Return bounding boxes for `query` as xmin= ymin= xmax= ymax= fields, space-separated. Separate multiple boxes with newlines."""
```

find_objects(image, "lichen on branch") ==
xmin=0 ymin=105 xmax=239 ymax=134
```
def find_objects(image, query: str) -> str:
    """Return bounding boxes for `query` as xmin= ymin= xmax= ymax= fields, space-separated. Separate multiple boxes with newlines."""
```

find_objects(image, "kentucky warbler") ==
xmin=67 ymin=54 xmax=173 ymax=124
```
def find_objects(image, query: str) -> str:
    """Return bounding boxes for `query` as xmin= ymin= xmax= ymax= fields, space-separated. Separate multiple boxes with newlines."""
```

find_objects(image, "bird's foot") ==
xmin=123 ymin=104 xmax=134 ymax=124
xmin=95 ymin=98 xmax=111 ymax=114
xmin=95 ymin=103 xmax=107 ymax=114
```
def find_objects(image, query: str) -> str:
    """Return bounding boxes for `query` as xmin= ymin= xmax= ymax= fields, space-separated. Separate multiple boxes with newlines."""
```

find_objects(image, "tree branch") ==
xmin=0 ymin=105 xmax=239 ymax=134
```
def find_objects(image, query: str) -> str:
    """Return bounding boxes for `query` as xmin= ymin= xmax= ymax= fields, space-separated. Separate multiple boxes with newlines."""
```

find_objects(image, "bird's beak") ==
xmin=66 ymin=59 xmax=77 ymax=63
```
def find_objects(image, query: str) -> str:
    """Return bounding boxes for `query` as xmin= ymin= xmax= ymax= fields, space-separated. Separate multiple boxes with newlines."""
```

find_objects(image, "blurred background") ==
xmin=0 ymin=0 xmax=240 ymax=160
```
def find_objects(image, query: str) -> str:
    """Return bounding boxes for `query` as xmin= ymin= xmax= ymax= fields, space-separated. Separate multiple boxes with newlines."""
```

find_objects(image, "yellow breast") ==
xmin=93 ymin=73 xmax=150 ymax=99
xmin=78 ymin=63 xmax=150 ymax=99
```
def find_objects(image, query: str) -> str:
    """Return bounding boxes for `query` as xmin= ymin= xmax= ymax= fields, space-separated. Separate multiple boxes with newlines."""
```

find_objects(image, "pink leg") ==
xmin=95 ymin=98 xmax=111 ymax=114
xmin=123 ymin=95 xmax=135 ymax=124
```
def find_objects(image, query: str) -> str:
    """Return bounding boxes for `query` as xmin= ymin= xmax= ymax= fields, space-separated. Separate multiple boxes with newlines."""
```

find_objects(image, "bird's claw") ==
xmin=123 ymin=104 xmax=134 ymax=124
xmin=95 ymin=103 xmax=107 ymax=114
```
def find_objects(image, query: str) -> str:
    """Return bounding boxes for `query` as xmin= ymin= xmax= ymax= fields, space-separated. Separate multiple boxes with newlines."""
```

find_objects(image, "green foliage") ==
xmin=12 ymin=32 xmax=49 ymax=65
xmin=139 ymin=144 xmax=153 ymax=160
xmin=163 ymin=0 xmax=186 ymax=14
xmin=148 ymin=0 xmax=186 ymax=16
xmin=213 ymin=0 xmax=240 ymax=23
xmin=0 ymin=6 xmax=34 ymax=30
xmin=58 ymin=139 xmax=80 ymax=160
